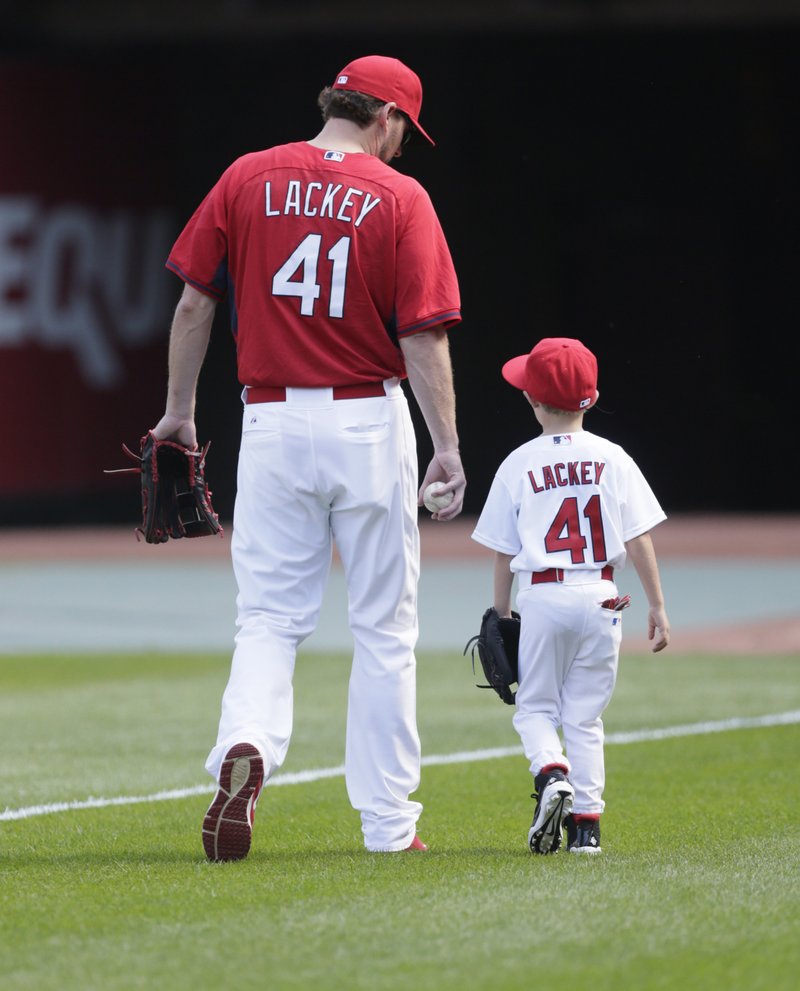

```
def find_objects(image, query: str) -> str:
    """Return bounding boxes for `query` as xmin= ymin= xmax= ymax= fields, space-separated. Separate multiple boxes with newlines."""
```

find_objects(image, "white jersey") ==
xmin=472 ymin=429 xmax=665 ymax=575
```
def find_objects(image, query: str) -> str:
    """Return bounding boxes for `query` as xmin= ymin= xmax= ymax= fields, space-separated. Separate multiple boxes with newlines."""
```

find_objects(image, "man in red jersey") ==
xmin=152 ymin=56 xmax=464 ymax=858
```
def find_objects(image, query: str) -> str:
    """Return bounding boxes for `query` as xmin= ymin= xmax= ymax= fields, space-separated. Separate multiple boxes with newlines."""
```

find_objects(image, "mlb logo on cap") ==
xmin=336 ymin=75 xmax=349 ymax=84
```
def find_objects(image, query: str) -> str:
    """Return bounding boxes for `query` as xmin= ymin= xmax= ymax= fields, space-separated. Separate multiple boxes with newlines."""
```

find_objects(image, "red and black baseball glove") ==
xmin=107 ymin=431 xmax=222 ymax=544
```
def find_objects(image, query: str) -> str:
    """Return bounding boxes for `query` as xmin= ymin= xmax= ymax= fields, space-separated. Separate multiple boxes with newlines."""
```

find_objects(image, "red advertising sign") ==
xmin=0 ymin=63 xmax=177 ymax=498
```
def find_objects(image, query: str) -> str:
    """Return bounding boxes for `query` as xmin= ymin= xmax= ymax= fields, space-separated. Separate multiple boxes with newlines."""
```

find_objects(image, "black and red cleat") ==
xmin=202 ymin=743 xmax=264 ymax=862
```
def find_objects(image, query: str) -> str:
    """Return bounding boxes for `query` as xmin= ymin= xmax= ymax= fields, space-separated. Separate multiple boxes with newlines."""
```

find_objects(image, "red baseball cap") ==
xmin=502 ymin=338 xmax=599 ymax=411
xmin=331 ymin=55 xmax=435 ymax=146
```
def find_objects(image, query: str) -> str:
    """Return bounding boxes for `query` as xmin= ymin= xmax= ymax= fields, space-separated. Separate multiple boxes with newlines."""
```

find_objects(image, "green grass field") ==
xmin=1 ymin=650 xmax=798 ymax=990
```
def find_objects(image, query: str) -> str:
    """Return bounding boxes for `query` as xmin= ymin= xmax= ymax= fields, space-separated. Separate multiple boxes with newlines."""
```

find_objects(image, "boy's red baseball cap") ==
xmin=502 ymin=338 xmax=598 ymax=411
xmin=332 ymin=55 xmax=435 ymax=146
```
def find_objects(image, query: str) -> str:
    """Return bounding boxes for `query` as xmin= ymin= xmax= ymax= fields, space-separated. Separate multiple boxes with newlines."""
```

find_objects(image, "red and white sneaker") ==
xmin=405 ymin=835 xmax=428 ymax=851
xmin=202 ymin=743 xmax=264 ymax=862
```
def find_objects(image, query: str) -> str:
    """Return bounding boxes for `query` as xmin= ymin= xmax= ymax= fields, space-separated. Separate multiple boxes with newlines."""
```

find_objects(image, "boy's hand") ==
xmin=648 ymin=606 xmax=670 ymax=652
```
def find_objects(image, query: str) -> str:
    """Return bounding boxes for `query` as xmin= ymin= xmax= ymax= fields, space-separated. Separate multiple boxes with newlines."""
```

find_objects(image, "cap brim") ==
xmin=408 ymin=116 xmax=435 ymax=146
xmin=502 ymin=355 xmax=529 ymax=390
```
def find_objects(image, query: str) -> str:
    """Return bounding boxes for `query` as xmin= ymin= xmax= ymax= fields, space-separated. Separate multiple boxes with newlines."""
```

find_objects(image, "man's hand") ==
xmin=151 ymin=413 xmax=197 ymax=450
xmin=418 ymin=449 xmax=465 ymax=520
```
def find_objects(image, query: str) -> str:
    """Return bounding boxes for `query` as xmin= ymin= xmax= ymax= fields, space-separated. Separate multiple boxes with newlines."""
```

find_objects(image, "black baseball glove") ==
xmin=463 ymin=607 xmax=521 ymax=705
xmin=106 ymin=431 xmax=223 ymax=544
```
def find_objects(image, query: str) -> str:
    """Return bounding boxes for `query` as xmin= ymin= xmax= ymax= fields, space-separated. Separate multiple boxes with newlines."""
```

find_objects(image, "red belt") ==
xmin=532 ymin=565 xmax=614 ymax=585
xmin=246 ymin=382 xmax=386 ymax=403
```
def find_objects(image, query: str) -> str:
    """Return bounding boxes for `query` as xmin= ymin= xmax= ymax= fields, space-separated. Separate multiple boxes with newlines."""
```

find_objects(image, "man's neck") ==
xmin=308 ymin=120 xmax=372 ymax=155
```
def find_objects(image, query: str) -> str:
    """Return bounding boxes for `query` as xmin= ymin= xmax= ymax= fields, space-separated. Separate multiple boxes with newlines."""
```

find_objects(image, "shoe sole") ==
xmin=528 ymin=782 xmax=574 ymax=855
xmin=202 ymin=743 xmax=263 ymax=862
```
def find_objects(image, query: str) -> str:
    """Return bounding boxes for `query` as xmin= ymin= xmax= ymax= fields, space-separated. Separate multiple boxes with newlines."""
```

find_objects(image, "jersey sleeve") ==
xmin=471 ymin=474 xmax=522 ymax=556
xmin=165 ymin=168 xmax=231 ymax=300
xmin=620 ymin=454 xmax=667 ymax=541
xmin=393 ymin=183 xmax=461 ymax=336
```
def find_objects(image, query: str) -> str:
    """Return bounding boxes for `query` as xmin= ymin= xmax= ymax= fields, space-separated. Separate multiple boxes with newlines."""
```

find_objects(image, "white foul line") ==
xmin=2 ymin=710 xmax=799 ymax=823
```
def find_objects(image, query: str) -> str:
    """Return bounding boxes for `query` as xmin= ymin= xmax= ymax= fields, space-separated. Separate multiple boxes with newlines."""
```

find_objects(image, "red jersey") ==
xmin=166 ymin=141 xmax=461 ymax=388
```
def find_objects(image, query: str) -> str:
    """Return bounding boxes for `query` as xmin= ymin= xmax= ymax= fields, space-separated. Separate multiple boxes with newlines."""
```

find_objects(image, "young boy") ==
xmin=471 ymin=338 xmax=670 ymax=855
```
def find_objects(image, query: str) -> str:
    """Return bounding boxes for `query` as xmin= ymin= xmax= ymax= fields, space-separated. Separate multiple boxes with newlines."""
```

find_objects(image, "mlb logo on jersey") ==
xmin=553 ymin=434 xmax=573 ymax=445
xmin=324 ymin=150 xmax=345 ymax=162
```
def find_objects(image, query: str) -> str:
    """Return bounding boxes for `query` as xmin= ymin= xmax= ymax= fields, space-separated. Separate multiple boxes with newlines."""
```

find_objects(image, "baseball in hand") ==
xmin=423 ymin=482 xmax=454 ymax=513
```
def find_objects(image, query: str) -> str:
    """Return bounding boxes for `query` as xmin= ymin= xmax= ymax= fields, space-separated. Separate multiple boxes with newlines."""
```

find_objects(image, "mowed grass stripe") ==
xmin=4 ymin=709 xmax=798 ymax=822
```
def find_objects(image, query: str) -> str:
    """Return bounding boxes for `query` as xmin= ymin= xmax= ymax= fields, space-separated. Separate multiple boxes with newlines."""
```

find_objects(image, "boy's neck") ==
xmin=536 ymin=410 xmax=586 ymax=435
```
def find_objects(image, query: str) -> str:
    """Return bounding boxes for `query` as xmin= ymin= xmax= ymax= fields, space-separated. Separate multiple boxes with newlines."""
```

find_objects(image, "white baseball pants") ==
xmin=512 ymin=573 xmax=623 ymax=815
xmin=205 ymin=380 xmax=423 ymax=852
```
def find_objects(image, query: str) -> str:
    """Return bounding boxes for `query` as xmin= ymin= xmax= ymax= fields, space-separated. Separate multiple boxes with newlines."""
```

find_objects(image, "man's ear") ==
xmin=379 ymin=101 xmax=398 ymax=128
